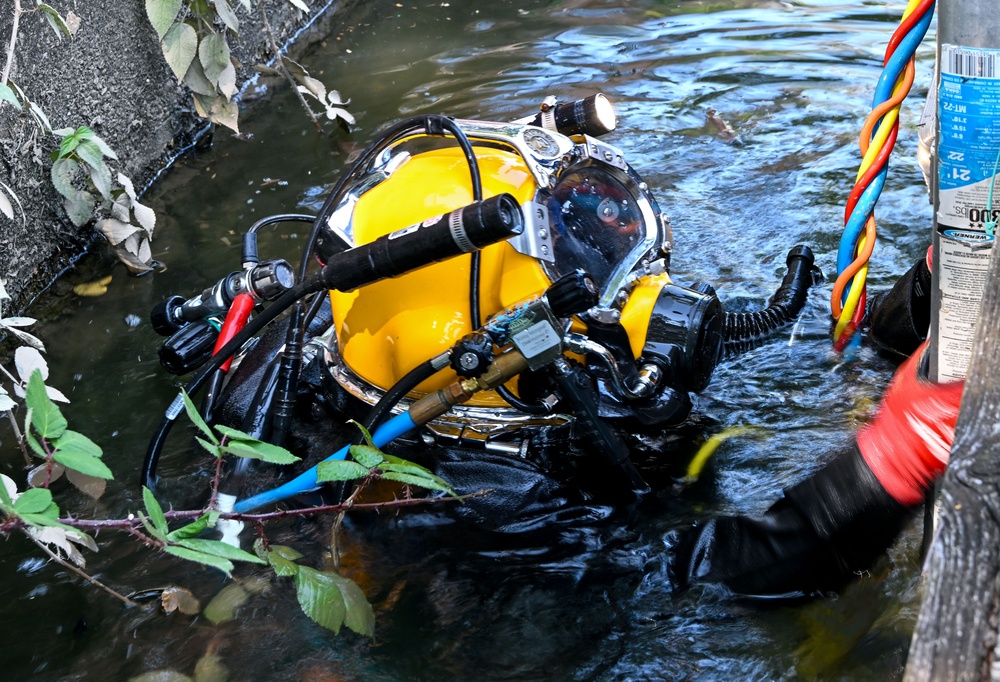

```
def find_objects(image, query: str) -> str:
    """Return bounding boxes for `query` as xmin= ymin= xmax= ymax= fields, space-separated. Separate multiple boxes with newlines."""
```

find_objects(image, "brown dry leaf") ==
xmin=66 ymin=467 xmax=107 ymax=499
xmin=72 ymin=276 xmax=112 ymax=297
xmin=161 ymin=586 xmax=202 ymax=615
xmin=27 ymin=462 xmax=65 ymax=487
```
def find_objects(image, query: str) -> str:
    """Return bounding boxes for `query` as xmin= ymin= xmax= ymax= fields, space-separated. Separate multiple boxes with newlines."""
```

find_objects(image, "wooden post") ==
xmin=905 ymin=1 xmax=1000 ymax=678
xmin=904 ymin=244 xmax=1000 ymax=680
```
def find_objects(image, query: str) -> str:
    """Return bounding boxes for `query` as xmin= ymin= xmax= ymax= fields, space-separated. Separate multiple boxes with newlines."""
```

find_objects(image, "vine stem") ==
xmin=28 ymin=533 xmax=139 ymax=608
xmin=4 ymin=408 xmax=31 ymax=466
xmin=257 ymin=1 xmax=321 ymax=131
xmin=2 ymin=0 xmax=21 ymax=87
xmin=59 ymin=488 xmax=490 ymax=529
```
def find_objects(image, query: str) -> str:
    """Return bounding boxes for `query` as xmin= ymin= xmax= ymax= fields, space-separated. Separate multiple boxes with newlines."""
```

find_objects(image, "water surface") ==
xmin=1 ymin=1 xmax=937 ymax=679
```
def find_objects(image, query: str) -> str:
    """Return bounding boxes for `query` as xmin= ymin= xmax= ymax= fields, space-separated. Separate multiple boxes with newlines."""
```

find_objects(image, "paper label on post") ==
xmin=935 ymin=45 xmax=1000 ymax=380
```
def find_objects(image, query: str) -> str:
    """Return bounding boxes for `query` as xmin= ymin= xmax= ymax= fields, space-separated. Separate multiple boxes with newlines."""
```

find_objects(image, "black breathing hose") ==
xmin=723 ymin=245 xmax=822 ymax=348
xmin=361 ymin=354 xmax=449 ymax=434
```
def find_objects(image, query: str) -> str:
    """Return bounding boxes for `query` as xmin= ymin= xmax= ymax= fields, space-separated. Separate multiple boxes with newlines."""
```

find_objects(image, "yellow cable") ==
xmin=684 ymin=426 xmax=758 ymax=484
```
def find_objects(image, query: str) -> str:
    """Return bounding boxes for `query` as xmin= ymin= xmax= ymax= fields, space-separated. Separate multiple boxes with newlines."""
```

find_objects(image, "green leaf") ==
xmin=36 ymin=4 xmax=71 ymax=39
xmin=90 ymin=134 xmax=118 ymax=161
xmin=166 ymin=513 xmax=209 ymax=541
xmin=220 ymin=439 xmax=300 ymax=465
xmin=0 ymin=83 xmax=21 ymax=108
xmin=294 ymin=566 xmax=346 ymax=633
xmin=57 ymin=129 xmax=82 ymax=159
xmin=195 ymin=436 xmax=222 ymax=458
xmin=212 ymin=0 xmax=240 ymax=34
xmin=0 ymin=475 xmax=15 ymax=507
xmin=74 ymin=137 xmax=105 ymax=169
xmin=349 ymin=444 xmax=384 ymax=468
xmin=182 ymin=390 xmax=218 ymax=444
xmin=183 ymin=57 xmax=219 ymax=97
xmin=162 ymin=21 xmax=198 ymax=82
xmin=143 ymin=486 xmax=170 ymax=537
xmin=316 ymin=459 xmax=369 ymax=483
xmin=25 ymin=429 xmax=46 ymax=458
xmin=62 ymin=189 xmax=95 ymax=227
xmin=50 ymin=157 xmax=79 ymax=198
xmin=269 ymin=544 xmax=303 ymax=561
xmin=327 ymin=572 xmax=374 ymax=637
xmin=381 ymin=471 xmax=453 ymax=495
xmin=51 ymin=451 xmax=112 ymax=480
xmin=53 ymin=429 xmax=102 ymax=459
xmin=25 ymin=369 xmax=66 ymax=439
xmin=175 ymin=538 xmax=265 ymax=564
xmin=20 ymin=512 xmax=75 ymax=530
xmin=13 ymin=487 xmax=54 ymax=515
xmin=347 ymin=419 xmax=376 ymax=448
xmin=50 ymin=429 xmax=112 ymax=479
xmin=137 ymin=510 xmax=165 ymax=541
xmin=87 ymin=156 xmax=113 ymax=202
xmin=266 ymin=550 xmax=300 ymax=577
xmin=146 ymin=0 xmax=182 ymax=40
xmin=214 ymin=427 xmax=300 ymax=464
xmin=165 ymin=545 xmax=234 ymax=576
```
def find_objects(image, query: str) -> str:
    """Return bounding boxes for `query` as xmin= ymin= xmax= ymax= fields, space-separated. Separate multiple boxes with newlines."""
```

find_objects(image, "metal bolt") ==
xmin=459 ymin=352 xmax=479 ymax=370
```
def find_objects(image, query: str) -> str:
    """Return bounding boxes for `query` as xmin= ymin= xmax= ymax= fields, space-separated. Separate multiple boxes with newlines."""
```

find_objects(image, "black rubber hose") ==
xmin=361 ymin=354 xmax=447 ymax=434
xmin=723 ymin=245 xmax=821 ymax=347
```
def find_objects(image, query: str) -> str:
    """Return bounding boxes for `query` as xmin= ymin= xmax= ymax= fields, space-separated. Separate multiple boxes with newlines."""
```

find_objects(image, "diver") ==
xmin=670 ymin=249 xmax=965 ymax=597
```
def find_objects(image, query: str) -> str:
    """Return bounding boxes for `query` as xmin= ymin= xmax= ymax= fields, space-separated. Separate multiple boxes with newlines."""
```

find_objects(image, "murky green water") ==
xmin=2 ymin=0 xmax=938 ymax=679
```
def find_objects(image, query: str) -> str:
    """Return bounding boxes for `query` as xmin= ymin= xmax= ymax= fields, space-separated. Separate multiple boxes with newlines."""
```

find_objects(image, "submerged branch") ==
xmin=29 ymin=534 xmax=139 ymax=608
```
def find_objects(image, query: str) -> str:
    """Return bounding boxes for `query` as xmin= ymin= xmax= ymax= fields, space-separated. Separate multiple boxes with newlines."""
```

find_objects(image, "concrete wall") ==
xmin=0 ymin=0 xmax=353 ymax=311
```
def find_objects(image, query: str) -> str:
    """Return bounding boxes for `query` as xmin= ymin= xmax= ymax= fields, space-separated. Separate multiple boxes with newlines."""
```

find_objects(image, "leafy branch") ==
xmin=0 ymin=365 xmax=465 ymax=637
xmin=145 ymin=0 xmax=353 ymax=134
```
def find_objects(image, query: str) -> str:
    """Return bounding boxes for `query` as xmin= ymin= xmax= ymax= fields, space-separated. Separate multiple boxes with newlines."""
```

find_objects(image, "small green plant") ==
xmin=1 ymin=2 xmax=158 ymax=272
xmin=51 ymin=126 xmax=158 ymax=272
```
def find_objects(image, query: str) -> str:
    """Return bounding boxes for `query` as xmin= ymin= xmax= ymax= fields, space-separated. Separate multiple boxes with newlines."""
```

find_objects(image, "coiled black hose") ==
xmin=723 ymin=245 xmax=822 ymax=347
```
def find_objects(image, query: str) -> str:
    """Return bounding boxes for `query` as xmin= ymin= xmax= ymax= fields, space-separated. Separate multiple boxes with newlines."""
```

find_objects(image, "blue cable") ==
xmin=233 ymin=411 xmax=419 ymax=513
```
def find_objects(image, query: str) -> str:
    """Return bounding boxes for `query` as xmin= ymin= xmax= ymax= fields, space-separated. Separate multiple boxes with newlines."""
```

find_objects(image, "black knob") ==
xmin=150 ymin=295 xmax=186 ymax=336
xmin=449 ymin=332 xmax=495 ymax=378
xmin=250 ymin=259 xmax=295 ymax=300
xmin=158 ymin=320 xmax=219 ymax=375
xmin=545 ymin=269 xmax=598 ymax=318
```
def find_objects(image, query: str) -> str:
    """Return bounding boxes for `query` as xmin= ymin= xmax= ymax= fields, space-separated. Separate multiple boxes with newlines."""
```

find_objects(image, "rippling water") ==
xmin=2 ymin=0 xmax=938 ymax=679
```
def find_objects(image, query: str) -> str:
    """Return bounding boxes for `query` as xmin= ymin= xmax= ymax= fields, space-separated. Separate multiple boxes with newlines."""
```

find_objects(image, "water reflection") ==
xmin=2 ymin=0 xmax=935 ymax=679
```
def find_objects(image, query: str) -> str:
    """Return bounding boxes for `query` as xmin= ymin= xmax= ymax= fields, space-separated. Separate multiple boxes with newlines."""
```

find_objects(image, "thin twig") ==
xmin=4 ymin=408 xmax=31 ymax=466
xmin=2 ymin=0 xmax=22 ymax=87
xmin=257 ymin=1 xmax=321 ymax=131
xmin=58 ymin=488 xmax=491 ymax=529
xmin=28 ymin=533 xmax=139 ymax=607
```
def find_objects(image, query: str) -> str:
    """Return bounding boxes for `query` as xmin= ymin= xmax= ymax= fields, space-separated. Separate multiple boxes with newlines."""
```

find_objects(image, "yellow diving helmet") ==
xmin=314 ymin=95 xmax=726 ymax=449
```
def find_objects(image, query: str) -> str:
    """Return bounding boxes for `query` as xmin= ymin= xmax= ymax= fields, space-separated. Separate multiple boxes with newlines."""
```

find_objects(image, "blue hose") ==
xmin=233 ymin=411 xmax=418 ymax=513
